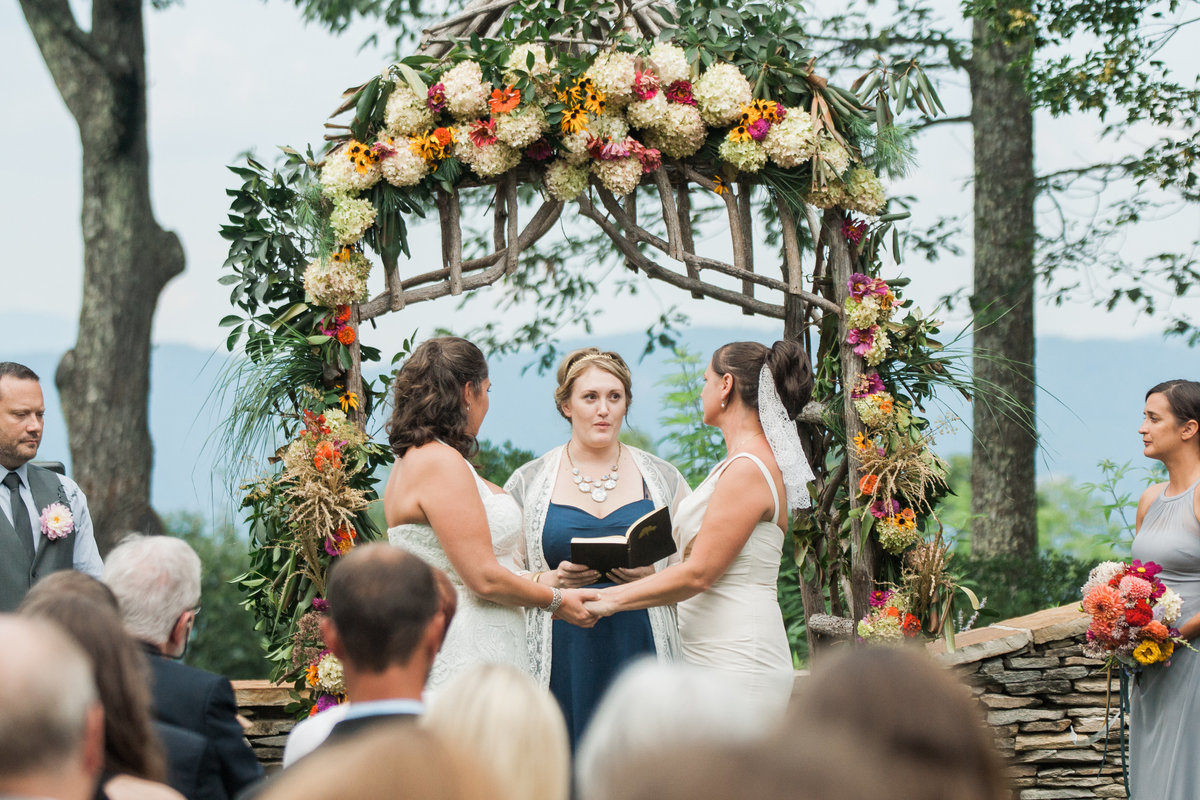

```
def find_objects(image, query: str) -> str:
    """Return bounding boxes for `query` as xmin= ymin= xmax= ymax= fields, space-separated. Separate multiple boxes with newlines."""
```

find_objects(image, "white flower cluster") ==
xmin=315 ymin=653 xmax=345 ymax=695
xmin=559 ymin=129 xmax=592 ymax=166
xmin=593 ymin=156 xmax=642 ymax=196
xmin=455 ymin=138 xmax=521 ymax=179
xmin=320 ymin=154 xmax=378 ymax=199
xmin=692 ymin=62 xmax=752 ymax=126
xmin=647 ymin=42 xmax=690 ymax=85
xmin=625 ymin=93 xmax=669 ymax=130
xmin=303 ymin=251 xmax=371 ymax=307
xmin=1158 ymin=586 xmax=1183 ymax=624
xmin=845 ymin=167 xmax=886 ymax=215
xmin=847 ymin=295 xmax=884 ymax=329
xmin=643 ymin=104 xmax=706 ymax=159
xmin=330 ymin=197 xmax=378 ymax=245
xmin=863 ymin=329 xmax=889 ymax=366
xmin=381 ymin=141 xmax=430 ymax=187
xmin=1081 ymin=562 xmax=1127 ymax=596
xmin=717 ymin=139 xmax=767 ymax=173
xmin=544 ymin=160 xmax=590 ymax=202
xmin=761 ymin=111 xmax=815 ymax=169
xmin=385 ymin=84 xmax=434 ymax=138
xmin=495 ymin=104 xmax=548 ymax=150
xmin=817 ymin=134 xmax=852 ymax=175
xmin=591 ymin=114 xmax=629 ymax=143
xmin=503 ymin=43 xmax=554 ymax=85
xmin=586 ymin=51 xmax=637 ymax=104
xmin=441 ymin=60 xmax=490 ymax=120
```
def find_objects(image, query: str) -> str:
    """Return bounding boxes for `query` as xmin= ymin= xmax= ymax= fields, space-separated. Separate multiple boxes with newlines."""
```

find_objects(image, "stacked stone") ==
xmin=932 ymin=605 xmax=1128 ymax=800
xmin=232 ymin=679 xmax=302 ymax=770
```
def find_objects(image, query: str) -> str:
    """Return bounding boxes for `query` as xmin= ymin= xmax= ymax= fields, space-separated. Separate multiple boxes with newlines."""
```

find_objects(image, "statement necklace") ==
xmin=567 ymin=441 xmax=622 ymax=503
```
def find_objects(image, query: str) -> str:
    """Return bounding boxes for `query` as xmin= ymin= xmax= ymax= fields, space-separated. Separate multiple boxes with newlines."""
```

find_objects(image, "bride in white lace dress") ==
xmin=585 ymin=341 xmax=813 ymax=720
xmin=384 ymin=337 xmax=598 ymax=691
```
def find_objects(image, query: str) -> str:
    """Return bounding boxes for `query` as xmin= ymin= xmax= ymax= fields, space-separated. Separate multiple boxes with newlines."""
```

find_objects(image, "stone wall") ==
xmin=931 ymin=604 xmax=1127 ymax=799
xmin=232 ymin=680 xmax=301 ymax=770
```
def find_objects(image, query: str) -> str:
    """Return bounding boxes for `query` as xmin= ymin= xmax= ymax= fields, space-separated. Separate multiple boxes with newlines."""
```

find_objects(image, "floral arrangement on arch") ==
xmin=292 ymin=598 xmax=346 ymax=716
xmin=304 ymin=39 xmax=888 ymax=321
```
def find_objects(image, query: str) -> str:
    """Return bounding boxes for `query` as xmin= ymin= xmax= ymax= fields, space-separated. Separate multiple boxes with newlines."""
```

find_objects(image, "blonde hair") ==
xmin=553 ymin=348 xmax=633 ymax=420
xmin=424 ymin=664 xmax=570 ymax=800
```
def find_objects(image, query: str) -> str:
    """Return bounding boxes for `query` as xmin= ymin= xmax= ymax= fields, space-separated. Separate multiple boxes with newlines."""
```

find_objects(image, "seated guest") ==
xmin=575 ymin=659 xmax=767 ymax=800
xmin=424 ymin=664 xmax=570 ymax=800
xmin=263 ymin=726 xmax=498 ymax=800
xmin=19 ymin=584 xmax=184 ymax=800
xmin=103 ymin=535 xmax=263 ymax=799
xmin=23 ymin=571 xmax=220 ymax=800
xmin=282 ymin=544 xmax=449 ymax=766
xmin=0 ymin=614 xmax=105 ymax=800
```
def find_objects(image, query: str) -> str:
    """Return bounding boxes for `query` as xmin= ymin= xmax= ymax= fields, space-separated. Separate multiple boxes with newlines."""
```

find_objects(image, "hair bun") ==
xmin=767 ymin=340 xmax=814 ymax=419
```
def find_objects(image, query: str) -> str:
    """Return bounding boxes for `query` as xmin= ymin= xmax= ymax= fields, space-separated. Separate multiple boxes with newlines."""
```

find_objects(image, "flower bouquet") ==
xmin=857 ymin=589 xmax=922 ymax=642
xmin=1080 ymin=560 xmax=1189 ymax=670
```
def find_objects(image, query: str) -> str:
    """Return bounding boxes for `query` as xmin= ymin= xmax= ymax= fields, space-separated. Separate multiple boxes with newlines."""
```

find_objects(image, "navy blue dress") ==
xmin=544 ymin=498 xmax=657 ymax=750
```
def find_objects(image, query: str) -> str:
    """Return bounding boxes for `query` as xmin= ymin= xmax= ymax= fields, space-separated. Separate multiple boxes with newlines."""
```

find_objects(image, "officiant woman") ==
xmin=505 ymin=348 xmax=690 ymax=749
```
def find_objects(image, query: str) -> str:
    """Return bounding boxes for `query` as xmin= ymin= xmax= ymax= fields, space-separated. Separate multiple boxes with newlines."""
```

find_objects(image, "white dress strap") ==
xmin=725 ymin=452 xmax=780 ymax=524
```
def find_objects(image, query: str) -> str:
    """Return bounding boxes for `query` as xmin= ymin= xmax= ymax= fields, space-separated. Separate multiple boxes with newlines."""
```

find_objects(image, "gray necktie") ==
xmin=2 ymin=472 xmax=36 ymax=560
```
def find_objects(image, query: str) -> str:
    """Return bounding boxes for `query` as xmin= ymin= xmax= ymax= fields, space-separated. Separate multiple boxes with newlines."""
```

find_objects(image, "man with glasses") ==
xmin=103 ymin=534 xmax=263 ymax=799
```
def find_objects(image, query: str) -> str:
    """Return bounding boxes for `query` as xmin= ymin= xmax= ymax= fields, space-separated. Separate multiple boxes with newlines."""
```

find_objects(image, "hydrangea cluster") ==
xmin=503 ymin=43 xmax=554 ymax=85
xmin=385 ymin=85 xmax=435 ymax=137
xmin=692 ymin=62 xmax=753 ymax=126
xmin=857 ymin=592 xmax=921 ymax=641
xmin=586 ymin=51 xmax=637 ymax=104
xmin=303 ymin=247 xmax=372 ymax=308
xmin=876 ymin=506 xmax=920 ymax=553
xmin=544 ymin=160 xmax=590 ymax=202
xmin=441 ymin=60 xmax=490 ymax=120
xmin=845 ymin=272 xmax=896 ymax=367
xmin=647 ymin=42 xmax=690 ymax=85
xmin=330 ymin=197 xmax=377 ymax=245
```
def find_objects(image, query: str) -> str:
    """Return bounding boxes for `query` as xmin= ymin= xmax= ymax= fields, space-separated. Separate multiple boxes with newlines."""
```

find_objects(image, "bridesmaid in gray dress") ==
xmin=1131 ymin=379 xmax=1200 ymax=798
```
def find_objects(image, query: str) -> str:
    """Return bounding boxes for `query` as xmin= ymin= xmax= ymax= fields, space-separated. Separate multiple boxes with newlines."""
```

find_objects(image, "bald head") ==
xmin=325 ymin=544 xmax=441 ymax=672
xmin=0 ymin=615 xmax=99 ymax=778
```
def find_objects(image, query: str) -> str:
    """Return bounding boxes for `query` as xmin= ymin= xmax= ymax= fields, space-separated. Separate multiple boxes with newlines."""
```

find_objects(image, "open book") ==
xmin=570 ymin=505 xmax=675 ymax=575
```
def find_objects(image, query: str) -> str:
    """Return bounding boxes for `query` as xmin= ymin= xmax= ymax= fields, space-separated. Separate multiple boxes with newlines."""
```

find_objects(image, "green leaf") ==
xmin=306 ymin=334 xmax=331 ymax=345
xmin=219 ymin=314 xmax=243 ymax=327
xmin=398 ymin=64 xmax=428 ymax=99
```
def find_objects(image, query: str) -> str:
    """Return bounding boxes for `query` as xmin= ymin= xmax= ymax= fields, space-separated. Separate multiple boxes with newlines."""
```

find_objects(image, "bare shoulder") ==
xmin=403 ymin=441 xmax=472 ymax=476
xmin=104 ymin=775 xmax=186 ymax=800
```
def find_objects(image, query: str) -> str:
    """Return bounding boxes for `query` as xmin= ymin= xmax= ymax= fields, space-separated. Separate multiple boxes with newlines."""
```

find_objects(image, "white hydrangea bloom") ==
xmin=643 ymin=104 xmax=706 ymax=159
xmin=807 ymin=179 xmax=849 ymax=210
xmin=303 ymin=252 xmax=371 ymax=308
xmin=647 ymin=42 xmax=690 ymax=86
xmin=846 ymin=167 xmax=886 ymax=215
xmin=625 ymin=92 xmax=669 ymax=130
xmin=1158 ymin=586 xmax=1183 ymax=625
xmin=440 ymin=60 xmax=490 ymax=120
xmin=454 ymin=138 xmax=521 ymax=179
xmin=560 ymin=129 xmax=592 ymax=166
xmin=592 ymin=156 xmax=643 ymax=197
xmin=315 ymin=653 xmax=345 ymax=695
xmin=762 ymin=110 xmax=815 ymax=169
xmin=692 ymin=62 xmax=752 ymax=127
xmin=380 ymin=141 xmax=431 ymax=187
xmin=846 ymin=295 xmax=883 ymax=329
xmin=494 ymin=104 xmax=548 ymax=150
xmin=385 ymin=84 xmax=435 ymax=138
xmin=863 ymin=329 xmax=890 ymax=366
xmin=590 ymin=114 xmax=630 ymax=143
xmin=586 ymin=51 xmax=637 ymax=103
xmin=718 ymin=138 xmax=767 ymax=173
xmin=319 ymin=154 xmax=377 ymax=199
xmin=502 ymin=43 xmax=555 ymax=85
xmin=544 ymin=160 xmax=590 ymax=202
xmin=817 ymin=134 xmax=852 ymax=176
xmin=330 ymin=197 xmax=377 ymax=245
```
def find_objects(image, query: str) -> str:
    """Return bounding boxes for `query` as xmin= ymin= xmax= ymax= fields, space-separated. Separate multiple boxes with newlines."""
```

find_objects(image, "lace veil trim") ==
xmin=759 ymin=364 xmax=814 ymax=512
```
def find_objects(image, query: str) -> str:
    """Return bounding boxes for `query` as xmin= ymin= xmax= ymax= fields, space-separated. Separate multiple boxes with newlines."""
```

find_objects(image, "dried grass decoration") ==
xmin=277 ymin=407 xmax=371 ymax=594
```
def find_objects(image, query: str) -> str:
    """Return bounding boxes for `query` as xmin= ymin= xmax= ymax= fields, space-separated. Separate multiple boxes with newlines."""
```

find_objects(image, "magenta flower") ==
xmin=868 ymin=277 xmax=890 ymax=296
xmin=1130 ymin=559 xmax=1163 ymax=580
xmin=468 ymin=118 xmax=497 ymax=147
xmin=426 ymin=83 xmax=447 ymax=113
xmin=311 ymin=597 xmax=329 ymax=612
xmin=665 ymin=80 xmax=696 ymax=106
xmin=586 ymin=135 xmax=630 ymax=161
xmin=747 ymin=118 xmax=771 ymax=141
xmin=851 ymin=372 xmax=886 ymax=399
xmin=842 ymin=218 xmax=867 ymax=244
xmin=847 ymin=325 xmax=877 ymax=356
xmin=870 ymin=498 xmax=900 ymax=518
xmin=633 ymin=70 xmax=660 ymax=100
xmin=869 ymin=589 xmax=893 ymax=608
xmin=627 ymin=139 xmax=662 ymax=173
xmin=314 ymin=694 xmax=339 ymax=713
xmin=848 ymin=272 xmax=873 ymax=300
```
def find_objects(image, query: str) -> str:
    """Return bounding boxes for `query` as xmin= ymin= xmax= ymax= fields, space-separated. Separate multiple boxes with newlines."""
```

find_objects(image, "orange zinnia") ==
xmin=859 ymin=474 xmax=879 ymax=494
xmin=337 ymin=326 xmax=356 ymax=345
xmin=432 ymin=126 xmax=456 ymax=147
xmin=489 ymin=85 xmax=521 ymax=114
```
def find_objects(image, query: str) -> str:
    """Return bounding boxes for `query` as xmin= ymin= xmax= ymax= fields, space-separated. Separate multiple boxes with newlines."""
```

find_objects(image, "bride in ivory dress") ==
xmin=384 ymin=337 xmax=597 ymax=690
xmin=585 ymin=340 xmax=814 ymax=719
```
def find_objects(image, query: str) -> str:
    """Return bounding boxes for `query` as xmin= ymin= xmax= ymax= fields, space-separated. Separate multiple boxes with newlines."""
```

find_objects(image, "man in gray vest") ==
xmin=0 ymin=362 xmax=102 ymax=611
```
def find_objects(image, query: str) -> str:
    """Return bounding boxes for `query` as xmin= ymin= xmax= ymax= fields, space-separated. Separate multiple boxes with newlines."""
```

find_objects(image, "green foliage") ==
xmin=475 ymin=439 xmax=538 ymax=485
xmin=166 ymin=514 xmax=269 ymax=679
xmin=954 ymin=550 xmax=1093 ymax=623
xmin=655 ymin=348 xmax=724 ymax=488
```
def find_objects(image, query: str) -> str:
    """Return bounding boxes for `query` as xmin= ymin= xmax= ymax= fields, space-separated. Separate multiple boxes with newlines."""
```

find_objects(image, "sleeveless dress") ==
xmin=542 ymin=497 xmax=657 ymax=750
xmin=387 ymin=462 xmax=529 ymax=690
xmin=675 ymin=453 xmax=793 ymax=718
xmin=1130 ymin=477 xmax=1200 ymax=797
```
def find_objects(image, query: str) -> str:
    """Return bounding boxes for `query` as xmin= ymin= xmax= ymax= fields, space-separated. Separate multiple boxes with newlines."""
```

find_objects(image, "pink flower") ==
xmin=1130 ymin=559 xmax=1162 ymax=580
xmin=626 ymin=139 xmax=662 ymax=173
xmin=633 ymin=70 xmax=660 ymax=100
xmin=870 ymin=498 xmax=900 ymax=519
xmin=847 ymin=325 xmax=877 ymax=356
xmin=747 ymin=118 xmax=771 ymax=141
xmin=1118 ymin=575 xmax=1153 ymax=601
xmin=39 ymin=502 xmax=74 ymax=540
xmin=426 ymin=83 xmax=447 ymax=113
xmin=851 ymin=372 xmax=886 ymax=398
xmin=665 ymin=80 xmax=696 ymax=106
xmin=468 ymin=118 xmax=497 ymax=147
xmin=311 ymin=597 xmax=330 ymax=612
xmin=869 ymin=589 xmax=893 ymax=607
xmin=1083 ymin=584 xmax=1123 ymax=624
xmin=842 ymin=218 xmax=868 ymax=244
xmin=586 ymin=136 xmax=630 ymax=161
xmin=848 ymin=272 xmax=873 ymax=300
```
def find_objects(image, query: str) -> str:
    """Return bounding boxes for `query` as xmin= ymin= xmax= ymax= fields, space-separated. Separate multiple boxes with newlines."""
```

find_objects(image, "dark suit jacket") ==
xmin=144 ymin=650 xmax=264 ymax=800
xmin=156 ymin=720 xmax=224 ymax=800
xmin=319 ymin=711 xmax=419 ymax=750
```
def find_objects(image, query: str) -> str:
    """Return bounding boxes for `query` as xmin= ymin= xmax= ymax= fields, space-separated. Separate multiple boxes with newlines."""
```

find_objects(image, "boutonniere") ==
xmin=39 ymin=502 xmax=74 ymax=541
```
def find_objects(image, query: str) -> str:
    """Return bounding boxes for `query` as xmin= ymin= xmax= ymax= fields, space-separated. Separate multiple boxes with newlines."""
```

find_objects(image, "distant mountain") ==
xmin=14 ymin=327 xmax=1192 ymax=519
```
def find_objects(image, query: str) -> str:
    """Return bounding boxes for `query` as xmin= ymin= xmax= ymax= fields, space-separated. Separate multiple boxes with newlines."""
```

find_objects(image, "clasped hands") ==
xmin=542 ymin=560 xmax=648 ymax=627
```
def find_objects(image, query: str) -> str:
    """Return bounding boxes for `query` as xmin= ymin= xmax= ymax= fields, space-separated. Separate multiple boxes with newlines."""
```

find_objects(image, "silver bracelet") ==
xmin=543 ymin=587 xmax=563 ymax=615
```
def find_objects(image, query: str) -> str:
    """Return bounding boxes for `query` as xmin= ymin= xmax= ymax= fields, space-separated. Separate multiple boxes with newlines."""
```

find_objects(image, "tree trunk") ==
xmin=20 ymin=0 xmax=184 ymax=552
xmin=967 ymin=11 xmax=1038 ymax=557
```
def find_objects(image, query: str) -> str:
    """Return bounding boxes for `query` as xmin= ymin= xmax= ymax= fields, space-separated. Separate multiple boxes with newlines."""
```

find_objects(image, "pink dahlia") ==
xmin=1118 ymin=574 xmax=1153 ymax=601
xmin=1083 ymin=584 xmax=1123 ymax=623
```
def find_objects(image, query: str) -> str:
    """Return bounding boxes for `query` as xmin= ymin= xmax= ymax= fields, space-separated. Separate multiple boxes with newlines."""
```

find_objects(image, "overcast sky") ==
xmin=5 ymin=0 xmax=1198 ymax=358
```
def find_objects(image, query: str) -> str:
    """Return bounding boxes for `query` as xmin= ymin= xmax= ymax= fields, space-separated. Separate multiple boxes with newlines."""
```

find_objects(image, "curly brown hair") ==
xmin=388 ymin=337 xmax=488 ymax=459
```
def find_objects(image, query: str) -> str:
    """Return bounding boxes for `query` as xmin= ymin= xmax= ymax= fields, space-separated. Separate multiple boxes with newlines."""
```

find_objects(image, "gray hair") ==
xmin=102 ymin=534 xmax=202 ymax=646
xmin=575 ymin=660 xmax=769 ymax=800
xmin=0 ymin=615 xmax=98 ymax=777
